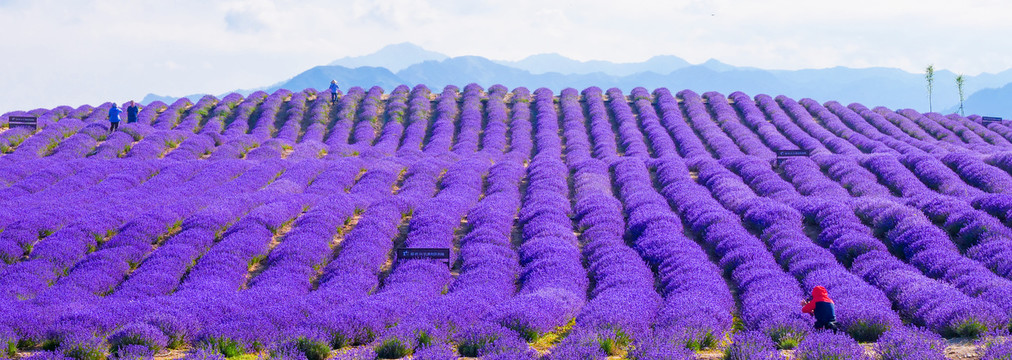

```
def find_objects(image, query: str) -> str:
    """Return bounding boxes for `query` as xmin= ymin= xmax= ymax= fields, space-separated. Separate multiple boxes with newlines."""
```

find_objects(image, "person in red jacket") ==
xmin=801 ymin=286 xmax=839 ymax=331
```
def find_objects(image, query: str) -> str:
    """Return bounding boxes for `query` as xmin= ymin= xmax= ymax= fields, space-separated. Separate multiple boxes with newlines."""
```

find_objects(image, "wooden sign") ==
xmin=7 ymin=116 xmax=38 ymax=131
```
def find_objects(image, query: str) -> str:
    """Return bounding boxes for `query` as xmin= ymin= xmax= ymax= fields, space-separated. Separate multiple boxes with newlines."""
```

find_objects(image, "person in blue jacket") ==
xmin=329 ymin=80 xmax=340 ymax=103
xmin=108 ymin=103 xmax=123 ymax=132
xmin=126 ymin=101 xmax=139 ymax=123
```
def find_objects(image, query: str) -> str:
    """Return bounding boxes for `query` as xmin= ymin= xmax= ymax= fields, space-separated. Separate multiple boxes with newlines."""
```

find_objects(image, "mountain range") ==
xmin=145 ymin=42 xmax=1012 ymax=119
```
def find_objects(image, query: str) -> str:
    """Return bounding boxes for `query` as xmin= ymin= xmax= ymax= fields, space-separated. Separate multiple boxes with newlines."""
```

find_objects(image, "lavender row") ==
xmin=580 ymin=87 xmax=621 ymax=160
xmin=652 ymin=88 xmax=710 ymax=159
xmin=315 ymin=159 xmax=486 ymax=350
xmin=396 ymin=85 xmax=433 ymax=157
xmin=604 ymin=87 xmax=651 ymax=158
xmin=2 ymin=160 xmax=265 ymax=343
xmin=422 ymin=86 xmax=459 ymax=155
xmin=679 ymin=90 xmax=745 ymax=158
xmin=854 ymin=199 xmax=1012 ymax=317
xmin=612 ymin=158 xmax=734 ymax=352
xmin=367 ymin=85 xmax=409 ymax=157
xmin=374 ymin=160 xmax=527 ymax=358
xmin=800 ymin=200 xmax=1008 ymax=336
xmin=451 ymin=84 xmax=483 ymax=155
xmin=658 ymin=157 xmax=810 ymax=345
xmin=703 ymin=91 xmax=776 ymax=158
xmin=0 ymin=161 xmax=164 ymax=298
xmin=727 ymin=92 xmax=811 ymax=154
xmin=548 ymin=89 xmax=665 ymax=358
xmin=628 ymin=88 xmax=679 ymax=159
xmin=922 ymin=196 xmax=1012 ymax=279
xmin=505 ymin=87 xmax=534 ymax=161
xmin=350 ymin=87 xmax=384 ymax=149
xmin=716 ymin=156 xmax=901 ymax=340
xmin=309 ymin=160 xmax=428 ymax=307
xmin=479 ymin=84 xmax=510 ymax=156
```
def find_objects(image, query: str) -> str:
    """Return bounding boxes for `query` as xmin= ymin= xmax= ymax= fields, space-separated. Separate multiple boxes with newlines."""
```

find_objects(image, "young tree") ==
xmin=926 ymin=65 xmax=935 ymax=112
xmin=956 ymin=74 xmax=966 ymax=116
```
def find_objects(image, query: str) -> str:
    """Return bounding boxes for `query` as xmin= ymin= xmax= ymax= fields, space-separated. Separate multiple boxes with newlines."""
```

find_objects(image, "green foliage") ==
xmin=117 ymin=144 xmax=132 ymax=158
xmin=952 ymin=319 xmax=987 ymax=338
xmin=329 ymin=329 xmax=374 ymax=349
xmin=247 ymin=255 xmax=267 ymax=271
xmin=683 ymin=331 xmax=718 ymax=351
xmin=328 ymin=332 xmax=348 ymax=350
xmin=62 ymin=342 xmax=107 ymax=360
xmin=163 ymin=139 xmax=180 ymax=149
xmin=846 ymin=320 xmax=889 ymax=342
xmin=295 ymin=337 xmax=331 ymax=360
xmin=731 ymin=316 xmax=746 ymax=333
xmin=202 ymin=337 xmax=247 ymax=358
xmin=529 ymin=318 xmax=574 ymax=352
xmin=374 ymin=337 xmax=411 ymax=359
xmin=20 ymin=242 xmax=33 ymax=256
xmin=458 ymin=332 xmax=498 ymax=357
xmin=42 ymin=339 xmax=61 ymax=351
xmin=596 ymin=327 xmax=631 ymax=356
xmin=8 ymin=133 xmax=29 ymax=147
xmin=926 ymin=64 xmax=935 ymax=112
xmin=956 ymin=74 xmax=966 ymax=116
xmin=4 ymin=339 xmax=16 ymax=358
xmin=109 ymin=334 xmax=163 ymax=356
xmin=768 ymin=326 xmax=803 ymax=350
xmin=41 ymin=138 xmax=60 ymax=156
xmin=414 ymin=331 xmax=433 ymax=349
xmin=166 ymin=334 xmax=185 ymax=350
xmin=18 ymin=338 xmax=38 ymax=350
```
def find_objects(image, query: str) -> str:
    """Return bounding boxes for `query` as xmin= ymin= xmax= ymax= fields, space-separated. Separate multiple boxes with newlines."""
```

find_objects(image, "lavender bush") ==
xmin=3 ymin=86 xmax=1012 ymax=358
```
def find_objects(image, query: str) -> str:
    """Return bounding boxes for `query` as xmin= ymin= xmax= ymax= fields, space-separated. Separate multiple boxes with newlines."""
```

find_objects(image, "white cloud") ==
xmin=0 ymin=0 xmax=1010 ymax=112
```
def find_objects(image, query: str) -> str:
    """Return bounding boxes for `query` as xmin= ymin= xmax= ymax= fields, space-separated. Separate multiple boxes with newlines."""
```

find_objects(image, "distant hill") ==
xmin=495 ymin=54 xmax=692 ymax=76
xmin=145 ymin=42 xmax=1012 ymax=116
xmin=328 ymin=42 xmax=447 ymax=73
xmin=276 ymin=65 xmax=404 ymax=92
xmin=945 ymin=83 xmax=1012 ymax=119
xmin=140 ymin=93 xmax=205 ymax=105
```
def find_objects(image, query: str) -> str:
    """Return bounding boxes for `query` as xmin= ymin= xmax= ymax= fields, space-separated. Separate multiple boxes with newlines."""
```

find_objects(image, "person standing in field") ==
xmin=801 ymin=286 xmax=839 ymax=332
xmin=329 ymin=80 xmax=340 ymax=104
xmin=126 ymin=101 xmax=139 ymax=124
xmin=108 ymin=103 xmax=123 ymax=133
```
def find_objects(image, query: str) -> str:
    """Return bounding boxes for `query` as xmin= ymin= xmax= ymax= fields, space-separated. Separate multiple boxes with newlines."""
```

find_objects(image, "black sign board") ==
xmin=982 ymin=116 xmax=1003 ymax=125
xmin=773 ymin=149 xmax=810 ymax=167
xmin=7 ymin=116 xmax=38 ymax=131
xmin=775 ymin=149 xmax=811 ymax=157
xmin=396 ymin=248 xmax=451 ymax=268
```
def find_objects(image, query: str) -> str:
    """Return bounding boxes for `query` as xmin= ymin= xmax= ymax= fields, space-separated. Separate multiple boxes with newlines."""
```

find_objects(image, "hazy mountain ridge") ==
xmin=144 ymin=42 xmax=1011 ymax=118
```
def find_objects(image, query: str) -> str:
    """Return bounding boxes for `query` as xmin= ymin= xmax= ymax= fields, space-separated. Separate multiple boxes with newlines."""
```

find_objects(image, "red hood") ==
xmin=811 ymin=286 xmax=833 ymax=303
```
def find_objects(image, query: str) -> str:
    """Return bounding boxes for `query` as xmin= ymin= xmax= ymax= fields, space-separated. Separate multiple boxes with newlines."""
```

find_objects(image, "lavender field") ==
xmin=2 ymin=84 xmax=1012 ymax=360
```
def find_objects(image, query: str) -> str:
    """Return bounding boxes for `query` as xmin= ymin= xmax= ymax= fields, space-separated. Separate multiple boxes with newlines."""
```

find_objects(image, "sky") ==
xmin=1 ymin=0 xmax=1010 ymax=112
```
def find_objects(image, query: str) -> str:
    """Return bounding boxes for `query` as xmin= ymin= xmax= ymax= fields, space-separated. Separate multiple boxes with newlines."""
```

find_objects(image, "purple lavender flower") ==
xmin=723 ymin=331 xmax=785 ymax=360
xmin=983 ymin=337 xmax=1012 ymax=360
xmin=107 ymin=323 xmax=169 ymax=356
xmin=873 ymin=327 xmax=946 ymax=360
xmin=179 ymin=346 xmax=226 ymax=360
xmin=794 ymin=331 xmax=868 ymax=360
